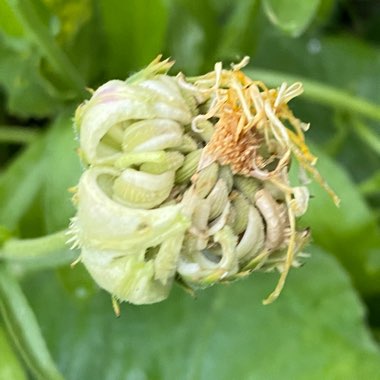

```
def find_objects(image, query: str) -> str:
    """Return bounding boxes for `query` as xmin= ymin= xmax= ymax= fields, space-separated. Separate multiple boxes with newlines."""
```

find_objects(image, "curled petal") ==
xmin=79 ymin=81 xmax=192 ymax=163
xmin=75 ymin=168 xmax=190 ymax=251
xmin=81 ymin=246 xmax=172 ymax=304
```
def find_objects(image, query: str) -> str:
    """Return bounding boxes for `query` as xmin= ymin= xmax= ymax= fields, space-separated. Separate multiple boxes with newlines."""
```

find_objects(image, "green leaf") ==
xmin=0 ymin=325 xmax=27 ymax=380
xmin=351 ymin=118 xmax=380 ymax=157
xmin=164 ymin=3 xmax=206 ymax=74
xmin=98 ymin=0 xmax=168 ymax=78
xmin=56 ymin=265 xmax=98 ymax=301
xmin=168 ymin=0 xmax=221 ymax=73
xmin=359 ymin=170 xmax=380 ymax=197
xmin=252 ymin=32 xmax=380 ymax=105
xmin=0 ymin=264 xmax=64 ymax=380
xmin=0 ymin=0 xmax=23 ymax=36
xmin=0 ymin=35 xmax=61 ymax=117
xmin=314 ymin=0 xmax=336 ymax=26
xmin=165 ymin=0 xmax=256 ymax=73
xmin=24 ymin=248 xmax=380 ymax=380
xmin=41 ymin=0 xmax=103 ymax=84
xmin=42 ymin=113 xmax=81 ymax=233
xmin=0 ymin=113 xmax=81 ymax=236
xmin=215 ymin=0 xmax=260 ymax=60
xmin=299 ymin=146 xmax=380 ymax=295
xmin=0 ymin=135 xmax=47 ymax=232
xmin=262 ymin=0 xmax=321 ymax=37
xmin=41 ymin=0 xmax=92 ymax=44
xmin=4 ymin=0 xmax=86 ymax=96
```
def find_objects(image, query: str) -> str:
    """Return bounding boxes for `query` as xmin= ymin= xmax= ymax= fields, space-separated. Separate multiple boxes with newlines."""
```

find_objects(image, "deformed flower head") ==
xmin=69 ymin=56 xmax=338 ymax=305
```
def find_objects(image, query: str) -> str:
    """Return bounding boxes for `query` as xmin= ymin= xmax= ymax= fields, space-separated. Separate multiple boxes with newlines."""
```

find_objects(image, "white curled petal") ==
xmin=81 ymin=247 xmax=172 ymax=304
xmin=236 ymin=206 xmax=265 ymax=261
xmin=112 ymin=168 xmax=174 ymax=209
xmin=79 ymin=81 xmax=192 ymax=163
xmin=137 ymin=76 xmax=183 ymax=103
xmin=255 ymin=189 xmax=285 ymax=250
xmin=208 ymin=201 xmax=231 ymax=235
xmin=80 ymin=98 xmax=156 ymax=163
xmin=154 ymin=232 xmax=186 ymax=285
xmin=122 ymin=119 xmax=183 ymax=152
xmin=214 ymin=226 xmax=239 ymax=274
xmin=177 ymin=226 xmax=238 ymax=283
xmin=290 ymin=186 xmax=309 ymax=217
xmin=76 ymin=168 xmax=190 ymax=251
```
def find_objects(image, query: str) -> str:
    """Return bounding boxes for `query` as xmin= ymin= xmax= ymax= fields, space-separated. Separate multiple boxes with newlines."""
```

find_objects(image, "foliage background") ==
xmin=0 ymin=0 xmax=380 ymax=379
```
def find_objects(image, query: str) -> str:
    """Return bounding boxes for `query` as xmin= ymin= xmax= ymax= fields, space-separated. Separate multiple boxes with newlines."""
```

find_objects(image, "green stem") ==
xmin=0 ymin=230 xmax=69 ymax=260
xmin=0 ymin=263 xmax=64 ymax=380
xmin=359 ymin=171 xmax=380 ymax=196
xmin=322 ymin=111 xmax=348 ymax=156
xmin=7 ymin=0 xmax=86 ymax=96
xmin=0 ymin=126 xmax=39 ymax=145
xmin=246 ymin=68 xmax=380 ymax=122
xmin=351 ymin=118 xmax=380 ymax=156
xmin=0 ymin=230 xmax=79 ymax=272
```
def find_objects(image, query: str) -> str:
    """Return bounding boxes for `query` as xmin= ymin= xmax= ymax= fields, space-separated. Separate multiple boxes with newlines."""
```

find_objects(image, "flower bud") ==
xmin=69 ymin=56 xmax=338 ymax=305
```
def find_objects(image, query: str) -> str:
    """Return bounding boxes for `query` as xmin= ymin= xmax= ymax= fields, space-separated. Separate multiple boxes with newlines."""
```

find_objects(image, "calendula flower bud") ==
xmin=68 ymin=56 xmax=339 ymax=305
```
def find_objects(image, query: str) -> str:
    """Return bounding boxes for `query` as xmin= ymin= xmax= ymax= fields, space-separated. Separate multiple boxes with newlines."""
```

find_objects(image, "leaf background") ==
xmin=23 ymin=249 xmax=380 ymax=380
xmin=0 ymin=0 xmax=380 ymax=379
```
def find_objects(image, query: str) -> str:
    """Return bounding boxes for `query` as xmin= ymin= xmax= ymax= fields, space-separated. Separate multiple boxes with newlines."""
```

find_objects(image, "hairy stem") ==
xmin=0 ymin=230 xmax=68 ymax=260
xmin=0 ymin=230 xmax=78 ymax=274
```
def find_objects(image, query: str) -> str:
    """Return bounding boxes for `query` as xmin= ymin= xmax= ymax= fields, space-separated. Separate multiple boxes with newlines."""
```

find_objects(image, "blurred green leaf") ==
xmin=0 ymin=135 xmax=47 ymax=232
xmin=170 ymin=0 xmax=221 ymax=72
xmin=0 ymin=325 xmax=27 ymax=380
xmin=41 ymin=0 xmax=103 ymax=85
xmin=3 ymin=0 xmax=85 ymax=97
xmin=165 ymin=2 xmax=206 ymax=74
xmin=0 ymin=2 xmax=380 ymax=378
xmin=17 ymin=191 xmax=47 ymax=238
xmin=0 ymin=0 xmax=23 ymax=36
xmin=315 ymin=0 xmax=336 ymax=26
xmin=262 ymin=0 xmax=320 ymax=37
xmin=166 ymin=0 xmax=260 ymax=73
xmin=99 ymin=0 xmax=168 ymax=78
xmin=0 ymin=35 xmax=61 ymax=117
xmin=57 ymin=265 xmax=98 ymax=302
xmin=0 ymin=264 xmax=64 ymax=380
xmin=42 ymin=113 xmax=81 ymax=233
xmin=299 ymin=147 xmax=380 ymax=295
xmin=253 ymin=31 xmax=380 ymax=104
xmin=215 ymin=0 xmax=259 ymax=60
xmin=359 ymin=170 xmax=380 ymax=197
xmin=351 ymin=117 xmax=380 ymax=156
xmin=0 ymin=113 xmax=81 ymax=236
xmin=41 ymin=0 xmax=92 ymax=44
xmin=23 ymin=248 xmax=380 ymax=380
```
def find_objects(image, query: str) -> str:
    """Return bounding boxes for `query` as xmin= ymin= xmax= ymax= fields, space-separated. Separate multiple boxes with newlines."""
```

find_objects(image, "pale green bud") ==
xmin=69 ymin=57 xmax=338 ymax=306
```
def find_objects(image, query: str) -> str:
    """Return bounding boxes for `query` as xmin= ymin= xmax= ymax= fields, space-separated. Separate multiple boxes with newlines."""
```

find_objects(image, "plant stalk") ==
xmin=0 ymin=230 xmax=69 ymax=260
